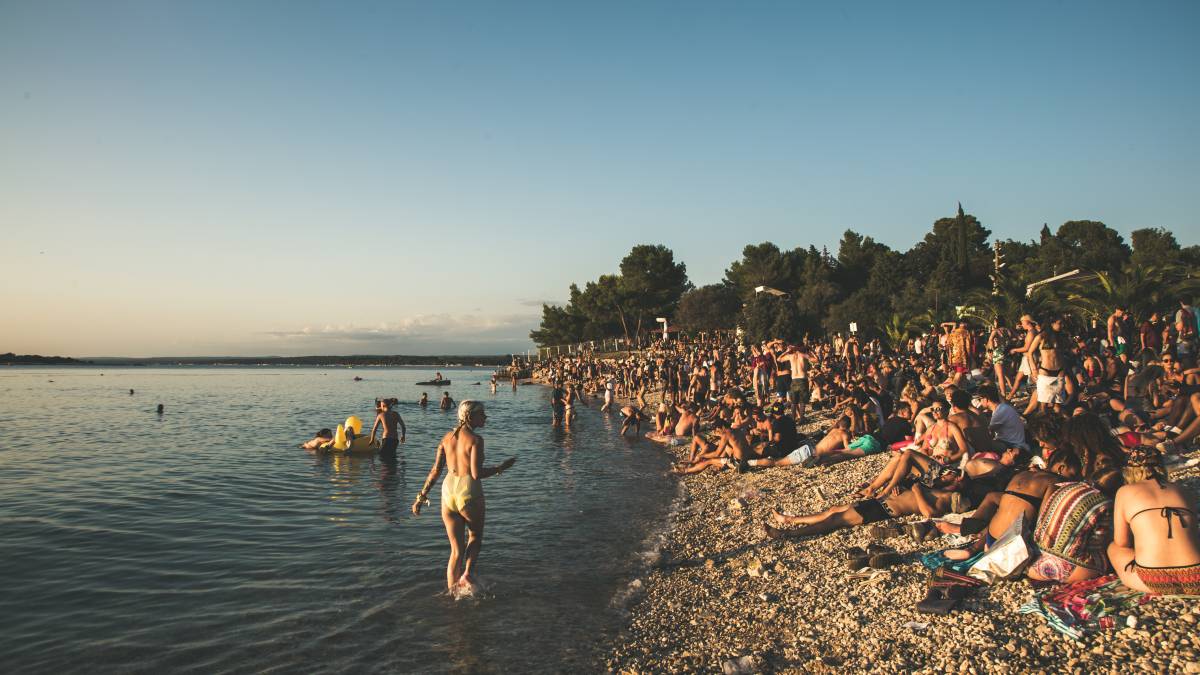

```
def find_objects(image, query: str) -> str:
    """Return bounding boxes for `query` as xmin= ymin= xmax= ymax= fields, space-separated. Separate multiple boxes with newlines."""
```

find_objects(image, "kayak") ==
xmin=416 ymin=380 xmax=451 ymax=386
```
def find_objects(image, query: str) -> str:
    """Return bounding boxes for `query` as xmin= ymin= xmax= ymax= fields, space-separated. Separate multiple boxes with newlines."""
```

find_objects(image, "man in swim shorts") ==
xmin=764 ymin=481 xmax=972 ymax=539
xmin=370 ymin=399 xmax=406 ymax=462
xmin=550 ymin=383 xmax=566 ymax=427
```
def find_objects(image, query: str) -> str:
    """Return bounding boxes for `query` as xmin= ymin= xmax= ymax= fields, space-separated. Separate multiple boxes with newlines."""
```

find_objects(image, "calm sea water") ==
xmin=0 ymin=367 xmax=677 ymax=673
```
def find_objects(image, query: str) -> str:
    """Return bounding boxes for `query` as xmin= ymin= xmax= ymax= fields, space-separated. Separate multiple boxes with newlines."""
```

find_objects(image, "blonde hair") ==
xmin=456 ymin=400 xmax=485 ymax=433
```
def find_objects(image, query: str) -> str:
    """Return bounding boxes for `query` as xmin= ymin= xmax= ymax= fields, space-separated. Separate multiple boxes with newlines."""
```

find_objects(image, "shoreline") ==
xmin=600 ymin=410 xmax=1200 ymax=673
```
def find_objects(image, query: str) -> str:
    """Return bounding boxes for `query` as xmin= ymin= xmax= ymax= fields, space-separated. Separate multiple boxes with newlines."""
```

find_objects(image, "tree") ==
xmin=834 ymin=230 xmax=891 ymax=293
xmin=1029 ymin=221 xmax=1130 ymax=279
xmin=529 ymin=296 xmax=585 ymax=346
xmin=1062 ymin=263 xmax=1200 ymax=323
xmin=617 ymin=245 xmax=692 ymax=342
xmin=1131 ymin=227 xmax=1181 ymax=268
xmin=741 ymin=294 xmax=803 ymax=344
xmin=903 ymin=205 xmax=993 ymax=312
xmin=881 ymin=312 xmax=921 ymax=351
xmin=675 ymin=284 xmax=741 ymax=333
xmin=723 ymin=242 xmax=800 ymax=300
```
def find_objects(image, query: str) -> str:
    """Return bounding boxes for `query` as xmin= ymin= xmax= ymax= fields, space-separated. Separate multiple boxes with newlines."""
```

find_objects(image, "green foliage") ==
xmin=723 ymin=242 xmax=802 ymax=300
xmin=532 ymin=210 xmax=1192 ymax=347
xmin=530 ymin=244 xmax=691 ymax=346
xmin=740 ymin=294 xmax=803 ymax=344
xmin=1131 ymin=228 xmax=1181 ymax=268
xmin=675 ymin=284 xmax=741 ymax=333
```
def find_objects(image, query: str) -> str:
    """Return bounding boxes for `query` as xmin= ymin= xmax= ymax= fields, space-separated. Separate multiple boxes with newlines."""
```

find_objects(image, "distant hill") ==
xmin=82 ymin=354 xmax=515 ymax=367
xmin=1 ymin=353 xmax=91 ymax=365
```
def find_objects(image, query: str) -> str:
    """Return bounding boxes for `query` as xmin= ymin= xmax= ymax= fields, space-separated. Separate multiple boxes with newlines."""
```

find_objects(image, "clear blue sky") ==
xmin=2 ymin=1 xmax=1197 ymax=356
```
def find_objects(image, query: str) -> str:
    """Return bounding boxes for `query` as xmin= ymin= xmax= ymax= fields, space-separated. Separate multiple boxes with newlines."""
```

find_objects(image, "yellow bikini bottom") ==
xmin=442 ymin=471 xmax=483 ymax=512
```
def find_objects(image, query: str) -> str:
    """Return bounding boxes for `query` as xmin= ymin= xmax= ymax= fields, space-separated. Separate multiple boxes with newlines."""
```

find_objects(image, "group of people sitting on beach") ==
xmin=532 ymin=297 xmax=1200 ymax=596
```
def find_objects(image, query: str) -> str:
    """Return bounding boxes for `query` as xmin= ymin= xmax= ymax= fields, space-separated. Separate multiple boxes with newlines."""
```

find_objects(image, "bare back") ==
xmin=1115 ymin=480 xmax=1200 ymax=568
xmin=442 ymin=426 xmax=484 ymax=479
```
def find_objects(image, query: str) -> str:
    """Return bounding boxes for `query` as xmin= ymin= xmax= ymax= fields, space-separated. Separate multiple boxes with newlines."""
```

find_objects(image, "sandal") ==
xmin=845 ymin=546 xmax=870 ymax=571
xmin=868 ymin=522 xmax=904 ymax=541
xmin=916 ymin=584 xmax=967 ymax=615
xmin=906 ymin=520 xmax=937 ymax=543
xmin=866 ymin=543 xmax=901 ymax=569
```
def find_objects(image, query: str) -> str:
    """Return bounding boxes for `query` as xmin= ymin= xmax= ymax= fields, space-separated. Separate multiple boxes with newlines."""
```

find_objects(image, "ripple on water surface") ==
xmin=0 ymin=367 xmax=676 ymax=673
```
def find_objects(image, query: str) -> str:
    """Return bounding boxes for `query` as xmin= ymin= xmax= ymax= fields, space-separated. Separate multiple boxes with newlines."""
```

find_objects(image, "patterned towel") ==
xmin=1018 ymin=575 xmax=1152 ymax=640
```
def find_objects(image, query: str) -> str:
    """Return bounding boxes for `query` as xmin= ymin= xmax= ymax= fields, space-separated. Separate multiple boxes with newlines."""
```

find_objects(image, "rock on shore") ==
xmin=606 ymin=418 xmax=1200 ymax=674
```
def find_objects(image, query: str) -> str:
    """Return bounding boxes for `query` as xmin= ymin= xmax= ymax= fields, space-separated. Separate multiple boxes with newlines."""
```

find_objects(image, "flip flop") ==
xmin=915 ymin=584 xmax=967 ymax=615
xmin=845 ymin=546 xmax=870 ymax=570
xmin=868 ymin=522 xmax=904 ymax=541
xmin=907 ymin=520 xmax=937 ymax=543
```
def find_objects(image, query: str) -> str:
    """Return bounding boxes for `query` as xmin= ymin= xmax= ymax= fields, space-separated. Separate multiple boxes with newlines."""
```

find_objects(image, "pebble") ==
xmin=600 ymin=395 xmax=1200 ymax=673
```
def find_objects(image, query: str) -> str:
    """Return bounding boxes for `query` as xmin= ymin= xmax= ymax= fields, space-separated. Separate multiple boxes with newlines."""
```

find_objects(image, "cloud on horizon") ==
xmin=517 ymin=298 xmax=562 ymax=308
xmin=260 ymin=312 xmax=538 ymax=355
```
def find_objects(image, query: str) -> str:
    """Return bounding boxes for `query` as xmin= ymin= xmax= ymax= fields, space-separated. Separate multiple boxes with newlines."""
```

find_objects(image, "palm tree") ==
xmin=959 ymin=273 xmax=1057 ymax=328
xmin=881 ymin=312 xmax=921 ymax=351
xmin=1063 ymin=263 xmax=1200 ymax=322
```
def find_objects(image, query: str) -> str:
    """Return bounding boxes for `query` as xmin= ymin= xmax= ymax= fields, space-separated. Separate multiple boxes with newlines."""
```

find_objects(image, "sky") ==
xmin=2 ymin=1 xmax=1197 ymax=357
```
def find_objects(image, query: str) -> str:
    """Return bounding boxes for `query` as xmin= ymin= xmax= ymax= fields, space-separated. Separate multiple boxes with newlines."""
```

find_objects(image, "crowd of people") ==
xmin=533 ymin=297 xmax=1200 ymax=597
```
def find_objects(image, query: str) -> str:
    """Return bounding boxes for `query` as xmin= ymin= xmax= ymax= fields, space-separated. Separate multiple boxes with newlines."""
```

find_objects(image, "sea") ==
xmin=0 ymin=366 xmax=680 ymax=673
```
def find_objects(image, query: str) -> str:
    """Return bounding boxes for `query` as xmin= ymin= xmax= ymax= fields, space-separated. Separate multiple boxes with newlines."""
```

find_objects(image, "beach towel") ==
xmin=1018 ymin=575 xmax=1151 ymax=640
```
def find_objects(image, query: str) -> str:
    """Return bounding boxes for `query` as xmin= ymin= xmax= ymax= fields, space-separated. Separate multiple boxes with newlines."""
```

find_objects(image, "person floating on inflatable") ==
xmin=300 ymin=428 xmax=334 ymax=449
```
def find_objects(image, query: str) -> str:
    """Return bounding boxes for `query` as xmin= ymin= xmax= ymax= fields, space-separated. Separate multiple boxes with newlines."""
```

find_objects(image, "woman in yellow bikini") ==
xmin=412 ymin=400 xmax=516 ymax=593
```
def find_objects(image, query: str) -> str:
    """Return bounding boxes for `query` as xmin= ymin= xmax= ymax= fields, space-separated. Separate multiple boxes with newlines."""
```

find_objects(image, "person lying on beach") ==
xmin=804 ymin=417 xmax=853 ymax=460
xmin=300 ymin=428 xmax=334 ymax=449
xmin=763 ymin=480 xmax=973 ymax=540
xmin=672 ymin=419 xmax=752 ymax=474
xmin=619 ymin=404 xmax=645 ymax=436
xmin=1108 ymin=446 xmax=1200 ymax=595
xmin=936 ymin=449 xmax=1080 ymax=560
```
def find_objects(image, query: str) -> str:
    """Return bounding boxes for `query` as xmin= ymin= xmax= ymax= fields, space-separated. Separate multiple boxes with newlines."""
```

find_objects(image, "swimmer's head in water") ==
xmin=457 ymin=400 xmax=486 ymax=428
xmin=317 ymin=428 xmax=333 ymax=438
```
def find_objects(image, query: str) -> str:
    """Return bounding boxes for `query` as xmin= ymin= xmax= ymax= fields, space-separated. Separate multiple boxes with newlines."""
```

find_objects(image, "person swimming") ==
xmin=300 ymin=428 xmax=334 ymax=449
xmin=413 ymin=400 xmax=516 ymax=594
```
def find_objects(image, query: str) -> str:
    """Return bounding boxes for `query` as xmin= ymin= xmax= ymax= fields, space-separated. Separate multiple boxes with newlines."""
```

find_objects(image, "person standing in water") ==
xmin=412 ymin=400 xmax=516 ymax=593
xmin=369 ymin=399 xmax=406 ymax=463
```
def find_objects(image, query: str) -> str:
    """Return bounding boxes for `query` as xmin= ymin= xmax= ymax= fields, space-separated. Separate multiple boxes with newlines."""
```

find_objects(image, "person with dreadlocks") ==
xmin=413 ymin=400 xmax=516 ymax=593
xmin=1108 ymin=446 xmax=1200 ymax=595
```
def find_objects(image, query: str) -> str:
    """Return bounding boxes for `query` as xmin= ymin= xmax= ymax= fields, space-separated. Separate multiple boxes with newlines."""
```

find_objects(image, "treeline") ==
xmin=531 ymin=207 xmax=1200 ymax=347
xmin=84 ymin=355 xmax=515 ymax=367
xmin=0 ymin=353 xmax=90 ymax=365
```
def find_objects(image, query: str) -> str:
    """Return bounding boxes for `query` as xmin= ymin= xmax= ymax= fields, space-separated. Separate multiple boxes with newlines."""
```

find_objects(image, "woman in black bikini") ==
xmin=1108 ymin=446 xmax=1200 ymax=595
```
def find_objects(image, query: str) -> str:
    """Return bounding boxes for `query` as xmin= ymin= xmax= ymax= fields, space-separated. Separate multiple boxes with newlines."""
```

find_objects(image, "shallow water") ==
xmin=0 ymin=367 xmax=677 ymax=673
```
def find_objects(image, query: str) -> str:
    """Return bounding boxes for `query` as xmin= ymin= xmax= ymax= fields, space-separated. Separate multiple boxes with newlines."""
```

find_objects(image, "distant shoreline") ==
xmin=1 ymin=353 xmax=515 ymax=367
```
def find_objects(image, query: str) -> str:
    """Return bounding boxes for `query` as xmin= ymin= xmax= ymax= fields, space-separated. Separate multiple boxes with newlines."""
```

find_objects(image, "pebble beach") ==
xmin=605 ymin=413 xmax=1200 ymax=674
